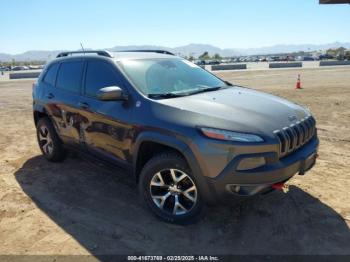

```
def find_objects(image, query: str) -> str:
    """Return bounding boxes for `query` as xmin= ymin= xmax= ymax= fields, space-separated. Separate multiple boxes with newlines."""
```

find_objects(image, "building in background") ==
xmin=320 ymin=0 xmax=350 ymax=4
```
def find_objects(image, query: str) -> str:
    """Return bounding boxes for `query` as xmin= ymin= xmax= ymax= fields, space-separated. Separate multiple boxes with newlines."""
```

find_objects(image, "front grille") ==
xmin=274 ymin=116 xmax=316 ymax=158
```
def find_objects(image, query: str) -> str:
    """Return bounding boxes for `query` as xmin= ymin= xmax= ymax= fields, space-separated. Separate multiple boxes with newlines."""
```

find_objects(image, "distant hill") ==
xmin=0 ymin=50 xmax=64 ymax=62
xmin=235 ymin=42 xmax=350 ymax=55
xmin=1 ymin=42 xmax=349 ymax=62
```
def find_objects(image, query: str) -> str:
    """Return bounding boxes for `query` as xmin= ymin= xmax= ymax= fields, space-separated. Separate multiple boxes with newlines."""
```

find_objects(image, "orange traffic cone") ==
xmin=296 ymin=74 xmax=302 ymax=89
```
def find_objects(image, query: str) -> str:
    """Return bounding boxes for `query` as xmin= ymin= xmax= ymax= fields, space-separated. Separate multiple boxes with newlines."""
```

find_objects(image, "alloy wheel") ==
xmin=149 ymin=169 xmax=197 ymax=215
xmin=38 ymin=126 xmax=54 ymax=155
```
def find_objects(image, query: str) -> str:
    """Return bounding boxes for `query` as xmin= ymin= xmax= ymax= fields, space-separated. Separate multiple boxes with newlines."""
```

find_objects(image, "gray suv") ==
xmin=33 ymin=50 xmax=319 ymax=223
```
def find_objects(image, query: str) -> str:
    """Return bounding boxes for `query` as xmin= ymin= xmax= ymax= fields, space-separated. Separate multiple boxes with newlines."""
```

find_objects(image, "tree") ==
xmin=213 ymin=53 xmax=222 ymax=60
xmin=345 ymin=51 xmax=350 ymax=60
xmin=326 ymin=47 xmax=346 ymax=58
xmin=188 ymin=55 xmax=194 ymax=61
xmin=199 ymin=51 xmax=210 ymax=60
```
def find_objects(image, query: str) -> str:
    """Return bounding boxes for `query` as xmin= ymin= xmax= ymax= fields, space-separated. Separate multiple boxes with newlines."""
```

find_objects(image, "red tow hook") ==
xmin=272 ymin=182 xmax=289 ymax=193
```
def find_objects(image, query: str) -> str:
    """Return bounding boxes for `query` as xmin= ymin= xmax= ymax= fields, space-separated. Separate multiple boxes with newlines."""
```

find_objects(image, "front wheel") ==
xmin=139 ymin=152 xmax=203 ymax=224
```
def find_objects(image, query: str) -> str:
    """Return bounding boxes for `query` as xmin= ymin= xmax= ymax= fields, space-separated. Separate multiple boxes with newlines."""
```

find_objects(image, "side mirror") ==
xmin=97 ymin=86 xmax=128 ymax=101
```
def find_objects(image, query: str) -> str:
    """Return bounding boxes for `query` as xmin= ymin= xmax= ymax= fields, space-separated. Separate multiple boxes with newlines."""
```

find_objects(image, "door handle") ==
xmin=46 ymin=93 xmax=54 ymax=99
xmin=78 ymin=102 xmax=90 ymax=109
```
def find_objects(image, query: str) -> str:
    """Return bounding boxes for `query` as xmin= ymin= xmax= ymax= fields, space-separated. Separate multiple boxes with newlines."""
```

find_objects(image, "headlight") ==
xmin=200 ymin=127 xmax=264 ymax=142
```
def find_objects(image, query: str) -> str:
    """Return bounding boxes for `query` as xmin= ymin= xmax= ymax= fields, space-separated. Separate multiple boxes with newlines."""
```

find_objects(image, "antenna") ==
xmin=80 ymin=43 xmax=85 ymax=55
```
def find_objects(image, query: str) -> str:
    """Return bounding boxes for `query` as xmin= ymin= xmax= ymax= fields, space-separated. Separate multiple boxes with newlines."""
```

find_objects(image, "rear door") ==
xmin=44 ymin=58 xmax=85 ymax=146
xmin=79 ymin=58 xmax=133 ymax=166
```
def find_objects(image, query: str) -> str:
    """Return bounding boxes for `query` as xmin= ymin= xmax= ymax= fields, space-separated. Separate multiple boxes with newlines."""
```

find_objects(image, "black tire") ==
xmin=36 ymin=117 xmax=66 ymax=162
xmin=139 ymin=152 xmax=203 ymax=224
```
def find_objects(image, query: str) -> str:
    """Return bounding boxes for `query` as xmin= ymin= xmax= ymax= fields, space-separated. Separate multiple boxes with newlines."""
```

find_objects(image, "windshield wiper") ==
xmin=185 ymin=86 xmax=227 ymax=96
xmin=148 ymin=93 xmax=186 ymax=99
xmin=148 ymin=85 xmax=229 ymax=99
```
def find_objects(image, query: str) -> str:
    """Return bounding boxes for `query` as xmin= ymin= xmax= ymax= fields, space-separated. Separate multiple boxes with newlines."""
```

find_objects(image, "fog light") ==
xmin=237 ymin=157 xmax=266 ymax=171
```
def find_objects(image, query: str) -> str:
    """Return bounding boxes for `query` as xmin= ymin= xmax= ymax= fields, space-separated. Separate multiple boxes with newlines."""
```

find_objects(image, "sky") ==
xmin=1 ymin=0 xmax=349 ymax=54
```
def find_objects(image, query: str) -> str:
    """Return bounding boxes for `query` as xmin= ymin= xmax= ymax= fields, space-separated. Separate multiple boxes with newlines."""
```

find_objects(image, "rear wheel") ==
xmin=139 ymin=152 xmax=203 ymax=224
xmin=36 ymin=117 xmax=66 ymax=162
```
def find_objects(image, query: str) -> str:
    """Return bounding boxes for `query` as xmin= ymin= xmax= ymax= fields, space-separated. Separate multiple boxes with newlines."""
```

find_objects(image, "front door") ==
xmin=78 ymin=59 xmax=133 ymax=165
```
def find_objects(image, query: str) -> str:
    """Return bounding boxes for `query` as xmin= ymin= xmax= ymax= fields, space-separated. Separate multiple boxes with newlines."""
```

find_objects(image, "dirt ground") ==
xmin=0 ymin=67 xmax=349 ymax=256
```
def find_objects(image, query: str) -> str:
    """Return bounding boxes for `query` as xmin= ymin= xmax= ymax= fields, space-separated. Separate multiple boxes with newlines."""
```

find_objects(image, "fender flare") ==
xmin=132 ymin=131 xmax=215 ymax=204
xmin=33 ymin=103 xmax=48 ymax=123
xmin=132 ymin=131 xmax=189 ymax=176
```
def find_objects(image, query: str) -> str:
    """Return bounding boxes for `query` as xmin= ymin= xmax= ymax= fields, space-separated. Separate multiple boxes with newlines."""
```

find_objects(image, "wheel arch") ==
xmin=133 ymin=131 xmax=215 ymax=205
xmin=33 ymin=106 xmax=49 ymax=126
xmin=133 ymin=132 xmax=189 ymax=182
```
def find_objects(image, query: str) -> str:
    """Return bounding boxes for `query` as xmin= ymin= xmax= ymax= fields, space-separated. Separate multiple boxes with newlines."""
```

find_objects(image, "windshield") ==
xmin=118 ymin=58 xmax=227 ymax=96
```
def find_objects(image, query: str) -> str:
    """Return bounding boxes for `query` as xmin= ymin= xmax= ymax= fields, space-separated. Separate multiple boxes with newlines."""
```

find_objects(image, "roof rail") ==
xmin=56 ymin=50 xmax=114 ymax=58
xmin=116 ymin=50 xmax=175 ymax=56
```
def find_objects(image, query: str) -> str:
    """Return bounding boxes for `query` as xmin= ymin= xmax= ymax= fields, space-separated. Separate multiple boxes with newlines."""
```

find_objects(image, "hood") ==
xmin=156 ymin=86 xmax=310 ymax=136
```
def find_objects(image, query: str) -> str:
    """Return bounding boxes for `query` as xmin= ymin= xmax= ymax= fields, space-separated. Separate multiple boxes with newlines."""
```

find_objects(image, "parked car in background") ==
xmin=29 ymin=65 xmax=45 ymax=70
xmin=269 ymin=56 xmax=280 ymax=62
xmin=0 ymin=66 xmax=11 ymax=71
xmin=11 ymin=66 xmax=30 ymax=71
xmin=220 ymin=59 xmax=231 ymax=64
xmin=319 ymin=54 xmax=334 ymax=60
xmin=302 ymin=56 xmax=315 ymax=61
xmin=208 ymin=60 xmax=221 ymax=65
xmin=194 ymin=60 xmax=205 ymax=66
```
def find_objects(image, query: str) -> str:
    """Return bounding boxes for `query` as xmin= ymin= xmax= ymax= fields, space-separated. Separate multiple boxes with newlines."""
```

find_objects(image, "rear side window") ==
xmin=43 ymin=63 xmax=59 ymax=86
xmin=56 ymin=61 xmax=83 ymax=93
xmin=85 ymin=60 xmax=120 ymax=97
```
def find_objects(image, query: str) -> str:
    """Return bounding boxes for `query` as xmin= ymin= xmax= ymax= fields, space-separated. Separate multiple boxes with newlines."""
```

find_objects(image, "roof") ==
xmin=55 ymin=50 xmax=177 ymax=61
xmin=112 ymin=51 xmax=177 ymax=61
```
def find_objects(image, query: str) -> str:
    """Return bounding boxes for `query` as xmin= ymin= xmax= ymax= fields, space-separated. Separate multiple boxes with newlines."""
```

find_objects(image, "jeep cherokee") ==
xmin=32 ymin=50 xmax=319 ymax=223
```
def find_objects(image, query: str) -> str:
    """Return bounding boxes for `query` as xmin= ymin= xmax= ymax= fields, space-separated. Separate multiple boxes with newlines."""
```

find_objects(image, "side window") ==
xmin=56 ymin=61 xmax=83 ymax=93
xmin=85 ymin=60 xmax=120 ymax=97
xmin=43 ymin=63 xmax=59 ymax=86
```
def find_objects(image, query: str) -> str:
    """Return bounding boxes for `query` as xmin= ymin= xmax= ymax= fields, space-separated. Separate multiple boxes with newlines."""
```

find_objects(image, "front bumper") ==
xmin=204 ymin=136 xmax=319 ymax=201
